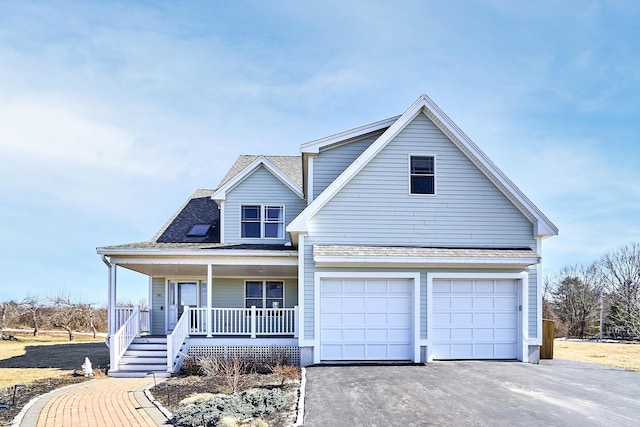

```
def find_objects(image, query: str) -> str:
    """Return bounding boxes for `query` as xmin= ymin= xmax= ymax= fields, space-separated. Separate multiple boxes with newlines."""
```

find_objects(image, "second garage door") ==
xmin=432 ymin=278 xmax=519 ymax=360
xmin=320 ymin=278 xmax=413 ymax=361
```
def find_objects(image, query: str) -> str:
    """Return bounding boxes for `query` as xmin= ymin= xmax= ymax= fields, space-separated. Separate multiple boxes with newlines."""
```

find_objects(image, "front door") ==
xmin=167 ymin=281 xmax=207 ymax=332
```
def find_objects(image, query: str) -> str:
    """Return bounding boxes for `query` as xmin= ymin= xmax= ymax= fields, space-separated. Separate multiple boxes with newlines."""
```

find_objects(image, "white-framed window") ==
xmin=241 ymin=205 xmax=284 ymax=239
xmin=409 ymin=155 xmax=435 ymax=195
xmin=245 ymin=280 xmax=284 ymax=308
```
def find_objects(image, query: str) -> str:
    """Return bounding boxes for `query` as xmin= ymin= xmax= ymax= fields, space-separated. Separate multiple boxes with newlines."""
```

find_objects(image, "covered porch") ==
xmin=100 ymin=246 xmax=299 ymax=376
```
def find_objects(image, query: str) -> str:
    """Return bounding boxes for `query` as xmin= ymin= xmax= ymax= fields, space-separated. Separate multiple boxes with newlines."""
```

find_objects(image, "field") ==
xmin=553 ymin=339 xmax=640 ymax=371
xmin=0 ymin=331 xmax=109 ymax=388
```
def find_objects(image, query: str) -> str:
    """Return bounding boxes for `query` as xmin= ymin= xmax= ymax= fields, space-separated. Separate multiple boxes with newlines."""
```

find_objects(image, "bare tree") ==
xmin=0 ymin=300 xmax=19 ymax=338
xmin=550 ymin=263 xmax=601 ymax=338
xmin=49 ymin=296 xmax=85 ymax=341
xmin=20 ymin=296 xmax=43 ymax=336
xmin=598 ymin=243 xmax=640 ymax=338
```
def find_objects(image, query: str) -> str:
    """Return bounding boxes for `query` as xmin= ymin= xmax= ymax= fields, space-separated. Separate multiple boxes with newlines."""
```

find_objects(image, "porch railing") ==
xmin=110 ymin=306 xmax=140 ymax=371
xmin=167 ymin=308 xmax=189 ymax=372
xmin=114 ymin=306 xmax=149 ymax=334
xmin=186 ymin=306 xmax=298 ymax=338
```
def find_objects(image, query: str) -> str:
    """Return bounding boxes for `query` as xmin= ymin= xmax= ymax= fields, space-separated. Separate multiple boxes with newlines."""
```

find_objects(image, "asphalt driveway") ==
xmin=303 ymin=360 xmax=640 ymax=426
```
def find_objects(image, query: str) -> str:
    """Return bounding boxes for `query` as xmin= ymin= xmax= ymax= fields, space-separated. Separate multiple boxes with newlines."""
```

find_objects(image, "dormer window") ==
xmin=410 ymin=155 xmax=435 ymax=195
xmin=241 ymin=205 xmax=284 ymax=239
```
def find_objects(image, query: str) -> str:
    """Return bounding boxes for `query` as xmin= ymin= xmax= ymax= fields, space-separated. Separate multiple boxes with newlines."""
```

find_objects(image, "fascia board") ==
xmin=98 ymin=248 xmax=298 ymax=257
xmin=300 ymin=116 xmax=400 ymax=154
xmin=421 ymin=96 xmax=558 ymax=237
xmin=314 ymin=255 xmax=540 ymax=268
xmin=211 ymin=156 xmax=304 ymax=201
xmin=111 ymin=256 xmax=299 ymax=266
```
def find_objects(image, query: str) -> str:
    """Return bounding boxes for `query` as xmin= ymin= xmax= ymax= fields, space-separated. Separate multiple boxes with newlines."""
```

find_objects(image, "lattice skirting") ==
xmin=188 ymin=344 xmax=301 ymax=365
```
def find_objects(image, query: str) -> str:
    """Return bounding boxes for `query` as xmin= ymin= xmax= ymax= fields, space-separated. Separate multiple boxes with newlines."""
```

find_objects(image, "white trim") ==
xmin=307 ymin=156 xmax=314 ymax=204
xmin=300 ymin=116 xmax=399 ymax=154
xmin=211 ymin=156 xmax=304 ymax=201
xmin=408 ymin=153 xmax=437 ymax=196
xmin=244 ymin=279 xmax=286 ymax=309
xmin=313 ymin=271 xmax=421 ymax=364
xmin=219 ymin=201 xmax=226 ymax=243
xmin=313 ymin=255 xmax=539 ymax=268
xmin=536 ymin=237 xmax=543 ymax=344
xmin=425 ymin=272 xmax=529 ymax=362
xmin=297 ymin=234 xmax=306 ymax=342
xmin=288 ymin=94 xmax=558 ymax=237
xmin=239 ymin=204 xmax=286 ymax=240
xmin=207 ymin=264 xmax=213 ymax=337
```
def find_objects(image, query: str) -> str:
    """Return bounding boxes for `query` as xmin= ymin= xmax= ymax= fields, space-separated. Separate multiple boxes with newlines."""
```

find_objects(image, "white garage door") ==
xmin=320 ymin=278 xmax=413 ymax=361
xmin=432 ymin=279 xmax=518 ymax=359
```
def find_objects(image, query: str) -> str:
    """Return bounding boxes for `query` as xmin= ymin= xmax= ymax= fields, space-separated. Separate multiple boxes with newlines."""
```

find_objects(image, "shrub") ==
xmin=172 ymin=388 xmax=287 ymax=427
xmin=269 ymin=363 xmax=299 ymax=386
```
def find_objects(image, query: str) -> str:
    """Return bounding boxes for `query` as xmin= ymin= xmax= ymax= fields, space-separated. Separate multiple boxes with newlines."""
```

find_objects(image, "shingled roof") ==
xmin=217 ymin=155 xmax=302 ymax=189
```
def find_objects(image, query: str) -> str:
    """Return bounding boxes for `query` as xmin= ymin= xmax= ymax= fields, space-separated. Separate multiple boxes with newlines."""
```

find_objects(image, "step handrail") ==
xmin=109 ymin=306 xmax=140 ymax=371
xmin=167 ymin=306 xmax=189 ymax=372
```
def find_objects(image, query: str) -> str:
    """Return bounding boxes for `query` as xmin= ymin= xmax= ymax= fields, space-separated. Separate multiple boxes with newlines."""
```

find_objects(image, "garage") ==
xmin=319 ymin=278 xmax=414 ymax=361
xmin=432 ymin=278 xmax=519 ymax=360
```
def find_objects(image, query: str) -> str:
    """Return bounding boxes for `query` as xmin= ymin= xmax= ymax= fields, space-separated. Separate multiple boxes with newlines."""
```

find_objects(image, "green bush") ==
xmin=173 ymin=388 xmax=287 ymax=426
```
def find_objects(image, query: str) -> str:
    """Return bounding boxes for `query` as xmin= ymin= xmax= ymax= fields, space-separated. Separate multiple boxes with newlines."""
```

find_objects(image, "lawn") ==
xmin=553 ymin=339 xmax=640 ymax=371
xmin=0 ymin=331 xmax=109 ymax=388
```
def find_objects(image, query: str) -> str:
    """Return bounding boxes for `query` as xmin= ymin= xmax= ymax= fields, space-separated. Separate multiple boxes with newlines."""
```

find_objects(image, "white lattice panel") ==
xmin=188 ymin=345 xmax=300 ymax=365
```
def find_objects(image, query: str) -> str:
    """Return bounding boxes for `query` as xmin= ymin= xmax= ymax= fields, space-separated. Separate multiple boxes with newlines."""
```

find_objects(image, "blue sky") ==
xmin=1 ymin=0 xmax=639 ymax=305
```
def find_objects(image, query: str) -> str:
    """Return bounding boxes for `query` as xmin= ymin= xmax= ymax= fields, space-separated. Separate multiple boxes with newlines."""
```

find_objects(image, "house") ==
xmin=97 ymin=94 xmax=558 ymax=377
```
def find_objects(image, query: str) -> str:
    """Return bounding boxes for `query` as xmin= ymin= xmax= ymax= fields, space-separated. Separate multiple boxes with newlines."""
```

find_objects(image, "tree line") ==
xmin=544 ymin=242 xmax=640 ymax=339
xmin=0 ymin=295 xmax=108 ymax=341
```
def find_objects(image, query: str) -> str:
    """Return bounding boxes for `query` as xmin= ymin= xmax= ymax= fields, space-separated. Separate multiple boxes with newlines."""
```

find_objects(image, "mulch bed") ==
xmin=149 ymin=372 xmax=300 ymax=426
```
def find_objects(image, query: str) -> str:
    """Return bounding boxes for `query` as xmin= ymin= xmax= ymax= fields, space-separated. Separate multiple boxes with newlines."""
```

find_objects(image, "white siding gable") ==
xmin=224 ymin=165 xmax=306 ymax=244
xmin=309 ymin=112 xmax=535 ymax=248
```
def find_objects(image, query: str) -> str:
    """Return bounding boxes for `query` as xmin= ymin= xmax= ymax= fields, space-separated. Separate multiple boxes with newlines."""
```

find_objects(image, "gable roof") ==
xmin=212 ymin=155 xmax=303 ymax=201
xmin=300 ymin=116 xmax=400 ymax=154
xmin=287 ymin=94 xmax=558 ymax=238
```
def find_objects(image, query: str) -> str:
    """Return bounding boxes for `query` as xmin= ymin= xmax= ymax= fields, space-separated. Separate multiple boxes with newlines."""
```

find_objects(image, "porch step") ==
xmin=109 ymin=336 xmax=170 ymax=379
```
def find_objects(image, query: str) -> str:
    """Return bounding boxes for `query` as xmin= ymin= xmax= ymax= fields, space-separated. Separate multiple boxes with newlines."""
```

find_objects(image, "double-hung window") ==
xmin=241 ymin=205 xmax=284 ymax=239
xmin=410 ymin=155 xmax=435 ymax=195
xmin=245 ymin=280 xmax=284 ymax=309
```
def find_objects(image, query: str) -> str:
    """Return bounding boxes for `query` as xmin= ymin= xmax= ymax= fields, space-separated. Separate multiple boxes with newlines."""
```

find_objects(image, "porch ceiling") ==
xmin=119 ymin=263 xmax=297 ymax=277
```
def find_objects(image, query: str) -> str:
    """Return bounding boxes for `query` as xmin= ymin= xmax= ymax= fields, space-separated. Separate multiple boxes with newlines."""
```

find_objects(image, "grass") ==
xmin=0 ymin=331 xmax=109 ymax=388
xmin=553 ymin=339 xmax=640 ymax=371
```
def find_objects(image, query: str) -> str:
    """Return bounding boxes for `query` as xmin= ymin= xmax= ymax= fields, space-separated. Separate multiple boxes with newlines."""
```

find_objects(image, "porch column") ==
xmin=207 ymin=263 xmax=213 ymax=337
xmin=108 ymin=263 xmax=117 ymax=334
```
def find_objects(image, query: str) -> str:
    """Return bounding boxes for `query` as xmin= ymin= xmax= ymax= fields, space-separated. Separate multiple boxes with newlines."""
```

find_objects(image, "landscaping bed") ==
xmin=149 ymin=357 xmax=300 ymax=427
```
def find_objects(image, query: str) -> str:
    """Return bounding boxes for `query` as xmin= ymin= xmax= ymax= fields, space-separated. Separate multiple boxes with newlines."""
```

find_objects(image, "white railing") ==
xmin=167 ymin=308 xmax=189 ymax=372
xmin=109 ymin=306 xmax=139 ymax=371
xmin=114 ymin=306 xmax=135 ymax=331
xmin=183 ymin=306 xmax=298 ymax=338
xmin=114 ymin=306 xmax=149 ymax=335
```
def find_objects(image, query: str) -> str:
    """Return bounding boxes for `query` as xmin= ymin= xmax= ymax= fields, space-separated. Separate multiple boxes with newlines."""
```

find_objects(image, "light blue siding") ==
xmin=224 ymin=165 xmax=306 ymax=244
xmin=151 ymin=277 xmax=165 ymax=335
xmin=303 ymin=112 xmax=538 ymax=341
xmin=310 ymin=113 xmax=535 ymax=247
xmin=313 ymin=133 xmax=380 ymax=198
xmin=213 ymin=278 xmax=298 ymax=308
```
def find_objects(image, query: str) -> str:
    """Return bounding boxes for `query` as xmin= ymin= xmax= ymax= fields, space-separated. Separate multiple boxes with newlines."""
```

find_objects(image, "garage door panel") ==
xmin=321 ymin=280 xmax=343 ymax=293
xmin=432 ymin=279 xmax=518 ymax=360
xmin=320 ymin=278 xmax=413 ymax=361
xmin=343 ymin=313 xmax=365 ymax=325
xmin=475 ymin=280 xmax=494 ymax=293
xmin=473 ymin=297 xmax=495 ymax=309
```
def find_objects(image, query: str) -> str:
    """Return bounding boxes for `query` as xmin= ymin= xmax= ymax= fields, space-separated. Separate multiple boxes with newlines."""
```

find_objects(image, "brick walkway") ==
xmin=19 ymin=378 xmax=169 ymax=427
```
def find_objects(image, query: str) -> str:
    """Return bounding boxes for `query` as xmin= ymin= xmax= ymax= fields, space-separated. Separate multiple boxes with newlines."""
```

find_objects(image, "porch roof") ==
xmin=98 ymin=243 xmax=298 ymax=277
xmin=313 ymin=245 xmax=540 ymax=268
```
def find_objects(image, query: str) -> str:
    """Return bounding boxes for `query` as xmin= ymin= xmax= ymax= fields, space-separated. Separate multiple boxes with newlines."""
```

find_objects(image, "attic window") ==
xmin=410 ymin=155 xmax=435 ymax=195
xmin=187 ymin=224 xmax=211 ymax=237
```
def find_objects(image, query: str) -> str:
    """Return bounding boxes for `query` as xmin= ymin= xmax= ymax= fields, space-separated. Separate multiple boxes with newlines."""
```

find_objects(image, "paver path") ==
xmin=19 ymin=378 xmax=168 ymax=427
